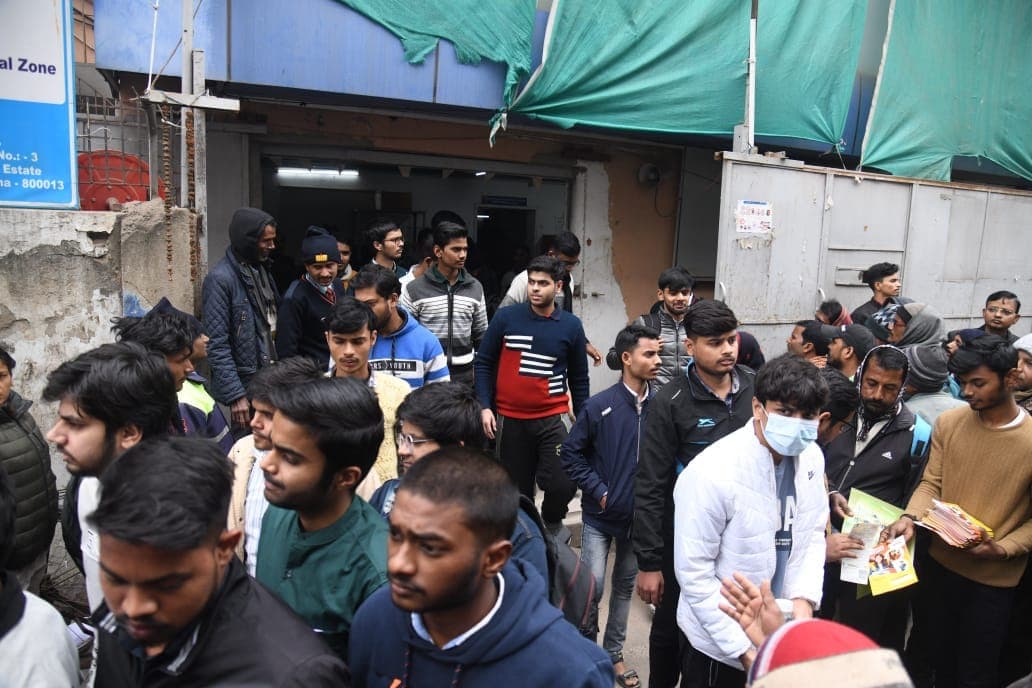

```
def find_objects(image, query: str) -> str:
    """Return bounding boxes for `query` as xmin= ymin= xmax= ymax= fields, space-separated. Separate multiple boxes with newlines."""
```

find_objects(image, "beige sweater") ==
xmin=907 ymin=406 xmax=1032 ymax=587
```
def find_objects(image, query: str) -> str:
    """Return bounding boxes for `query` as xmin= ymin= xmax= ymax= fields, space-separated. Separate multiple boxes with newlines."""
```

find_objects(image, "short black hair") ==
xmin=658 ymin=267 xmax=694 ymax=292
xmin=685 ymin=300 xmax=738 ymax=338
xmin=615 ymin=323 xmax=660 ymax=360
xmin=269 ymin=377 xmax=384 ymax=485
xmin=42 ymin=342 xmax=176 ymax=438
xmin=817 ymin=300 xmax=844 ymax=323
xmin=526 ymin=255 xmax=565 ymax=284
xmin=352 ymin=263 xmax=401 ymax=298
xmin=398 ymin=446 xmax=518 ymax=546
xmin=755 ymin=354 xmax=829 ymax=416
xmin=366 ymin=218 xmax=400 ymax=248
xmin=88 ymin=436 xmax=233 ymax=549
xmin=986 ymin=290 xmax=1021 ymax=312
xmin=949 ymin=335 xmax=1018 ymax=380
xmin=433 ymin=221 xmax=468 ymax=249
xmin=111 ymin=311 xmax=194 ymax=357
xmin=431 ymin=210 xmax=466 ymax=229
xmin=551 ymin=231 xmax=581 ymax=258
xmin=802 ymin=321 xmax=831 ymax=356
xmin=413 ymin=227 xmax=436 ymax=263
xmin=0 ymin=466 xmax=14 ymax=567
xmin=247 ymin=356 xmax=324 ymax=405
xmin=860 ymin=262 xmax=899 ymax=289
xmin=324 ymin=297 xmax=377 ymax=334
xmin=397 ymin=382 xmax=485 ymax=449
xmin=0 ymin=344 xmax=14 ymax=372
xmin=820 ymin=367 xmax=860 ymax=423
xmin=866 ymin=345 xmax=908 ymax=373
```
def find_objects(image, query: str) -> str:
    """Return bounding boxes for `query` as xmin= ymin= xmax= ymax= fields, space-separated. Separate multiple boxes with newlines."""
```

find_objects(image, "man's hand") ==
xmin=825 ymin=533 xmax=865 ymax=562
xmin=830 ymin=491 xmax=852 ymax=521
xmin=230 ymin=397 xmax=250 ymax=428
xmin=636 ymin=570 xmax=664 ymax=605
xmin=481 ymin=408 xmax=497 ymax=440
xmin=964 ymin=529 xmax=1007 ymax=560
xmin=586 ymin=342 xmax=603 ymax=367
xmin=882 ymin=515 xmax=916 ymax=543
xmin=719 ymin=574 xmax=783 ymax=649
xmin=599 ymin=494 xmax=608 ymax=510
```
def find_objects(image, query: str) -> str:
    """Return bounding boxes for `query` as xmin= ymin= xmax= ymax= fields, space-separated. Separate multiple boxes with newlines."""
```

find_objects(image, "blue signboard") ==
xmin=0 ymin=0 xmax=78 ymax=209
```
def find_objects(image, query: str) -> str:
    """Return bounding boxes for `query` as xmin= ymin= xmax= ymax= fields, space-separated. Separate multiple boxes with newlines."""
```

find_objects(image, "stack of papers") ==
xmin=839 ymin=489 xmax=918 ymax=595
xmin=917 ymin=499 xmax=994 ymax=547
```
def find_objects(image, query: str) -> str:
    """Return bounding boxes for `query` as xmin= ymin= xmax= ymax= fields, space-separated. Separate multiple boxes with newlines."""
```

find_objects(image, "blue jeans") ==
xmin=580 ymin=521 xmax=637 ymax=662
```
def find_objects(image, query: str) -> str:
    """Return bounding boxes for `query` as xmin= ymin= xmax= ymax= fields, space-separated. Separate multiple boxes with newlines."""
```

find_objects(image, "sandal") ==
xmin=615 ymin=669 xmax=640 ymax=688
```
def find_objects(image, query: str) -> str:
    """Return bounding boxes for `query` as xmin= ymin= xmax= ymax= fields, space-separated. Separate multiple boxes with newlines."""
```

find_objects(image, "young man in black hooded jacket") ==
xmin=202 ymin=207 xmax=280 ymax=430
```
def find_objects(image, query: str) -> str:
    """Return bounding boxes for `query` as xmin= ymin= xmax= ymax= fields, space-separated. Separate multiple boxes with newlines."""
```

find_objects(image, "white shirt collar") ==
xmin=410 ymin=573 xmax=505 ymax=650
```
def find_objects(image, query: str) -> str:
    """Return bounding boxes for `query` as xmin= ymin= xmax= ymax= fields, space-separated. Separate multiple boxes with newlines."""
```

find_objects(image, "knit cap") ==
xmin=905 ymin=343 xmax=949 ymax=393
xmin=749 ymin=619 xmax=913 ymax=688
xmin=301 ymin=226 xmax=341 ymax=264
xmin=826 ymin=324 xmax=877 ymax=361
xmin=867 ymin=304 xmax=900 ymax=341
xmin=1013 ymin=334 xmax=1032 ymax=357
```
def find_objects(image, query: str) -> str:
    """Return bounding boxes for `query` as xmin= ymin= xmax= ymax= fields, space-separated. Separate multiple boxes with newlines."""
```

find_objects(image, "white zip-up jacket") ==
xmin=673 ymin=423 xmax=828 ymax=669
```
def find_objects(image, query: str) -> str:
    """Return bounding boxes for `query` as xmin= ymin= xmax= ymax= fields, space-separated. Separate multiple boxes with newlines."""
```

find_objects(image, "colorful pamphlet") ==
xmin=839 ymin=489 xmax=918 ymax=595
xmin=916 ymin=499 xmax=994 ymax=548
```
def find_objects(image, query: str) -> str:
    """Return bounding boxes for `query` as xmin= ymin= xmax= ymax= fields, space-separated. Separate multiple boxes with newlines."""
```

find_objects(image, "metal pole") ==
xmin=746 ymin=0 xmax=757 ymax=152
xmin=180 ymin=0 xmax=193 ymax=205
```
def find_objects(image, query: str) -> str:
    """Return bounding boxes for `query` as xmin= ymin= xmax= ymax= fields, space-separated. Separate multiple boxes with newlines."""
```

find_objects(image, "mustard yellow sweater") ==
xmin=907 ymin=406 xmax=1032 ymax=587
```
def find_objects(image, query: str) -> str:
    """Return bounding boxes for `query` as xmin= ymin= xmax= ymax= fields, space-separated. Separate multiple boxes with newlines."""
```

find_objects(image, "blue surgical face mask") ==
xmin=760 ymin=407 xmax=819 ymax=456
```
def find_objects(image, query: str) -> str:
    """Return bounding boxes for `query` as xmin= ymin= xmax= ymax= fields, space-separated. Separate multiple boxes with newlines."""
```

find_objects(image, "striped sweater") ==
xmin=399 ymin=267 xmax=488 ymax=374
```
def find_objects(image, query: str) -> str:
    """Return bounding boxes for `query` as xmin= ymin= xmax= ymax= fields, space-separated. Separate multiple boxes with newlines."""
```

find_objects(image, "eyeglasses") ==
xmin=395 ymin=432 xmax=434 ymax=450
xmin=985 ymin=307 xmax=1016 ymax=317
xmin=559 ymin=259 xmax=580 ymax=269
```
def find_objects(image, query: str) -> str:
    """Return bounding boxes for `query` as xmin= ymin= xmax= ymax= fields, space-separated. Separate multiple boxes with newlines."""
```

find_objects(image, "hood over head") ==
xmin=896 ymin=303 xmax=945 ymax=348
xmin=229 ymin=207 xmax=276 ymax=264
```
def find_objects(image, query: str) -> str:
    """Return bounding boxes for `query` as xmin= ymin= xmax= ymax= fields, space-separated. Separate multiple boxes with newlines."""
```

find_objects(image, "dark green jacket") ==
xmin=256 ymin=496 xmax=388 ymax=659
xmin=0 ymin=392 xmax=58 ymax=569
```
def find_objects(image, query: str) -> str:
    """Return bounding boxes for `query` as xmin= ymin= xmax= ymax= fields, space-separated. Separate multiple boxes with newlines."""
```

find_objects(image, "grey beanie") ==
xmin=905 ymin=343 xmax=949 ymax=393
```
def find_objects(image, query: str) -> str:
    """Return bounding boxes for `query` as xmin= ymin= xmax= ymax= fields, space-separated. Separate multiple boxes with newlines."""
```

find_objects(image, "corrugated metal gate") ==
xmin=714 ymin=152 xmax=1032 ymax=355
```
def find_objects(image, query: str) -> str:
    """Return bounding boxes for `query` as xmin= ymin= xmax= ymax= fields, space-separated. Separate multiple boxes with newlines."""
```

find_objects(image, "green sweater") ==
xmin=907 ymin=406 xmax=1032 ymax=587
xmin=256 ymin=497 xmax=388 ymax=658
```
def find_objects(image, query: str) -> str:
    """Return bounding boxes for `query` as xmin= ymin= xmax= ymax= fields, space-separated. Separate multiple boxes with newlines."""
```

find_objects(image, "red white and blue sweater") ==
xmin=475 ymin=303 xmax=590 ymax=419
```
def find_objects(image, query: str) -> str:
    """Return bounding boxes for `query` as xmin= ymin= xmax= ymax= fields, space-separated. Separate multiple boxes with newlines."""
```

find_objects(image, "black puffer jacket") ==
xmin=0 ymin=391 xmax=58 ymax=569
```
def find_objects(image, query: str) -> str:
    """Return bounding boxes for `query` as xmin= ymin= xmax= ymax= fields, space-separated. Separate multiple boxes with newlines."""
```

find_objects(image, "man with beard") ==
xmin=824 ymin=324 xmax=876 ymax=381
xmin=90 ymin=436 xmax=349 ymax=685
xmin=43 ymin=343 xmax=178 ymax=612
xmin=885 ymin=336 xmax=1032 ymax=687
xmin=634 ymin=300 xmax=756 ymax=687
xmin=353 ymin=264 xmax=449 ymax=388
xmin=225 ymin=357 xmax=324 ymax=574
xmin=475 ymin=255 xmax=589 ymax=536
xmin=256 ymin=377 xmax=388 ymax=659
xmin=276 ymin=226 xmax=345 ymax=363
xmin=202 ymin=207 xmax=280 ymax=430
xmin=821 ymin=345 xmax=929 ymax=653
xmin=348 ymin=447 xmax=613 ymax=687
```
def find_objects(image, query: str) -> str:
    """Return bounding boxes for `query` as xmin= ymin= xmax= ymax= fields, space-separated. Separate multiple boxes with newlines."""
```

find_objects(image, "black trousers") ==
xmin=495 ymin=414 xmax=576 ymax=524
xmin=649 ymin=551 xmax=687 ymax=688
xmin=922 ymin=556 xmax=1016 ymax=688
xmin=681 ymin=646 xmax=746 ymax=688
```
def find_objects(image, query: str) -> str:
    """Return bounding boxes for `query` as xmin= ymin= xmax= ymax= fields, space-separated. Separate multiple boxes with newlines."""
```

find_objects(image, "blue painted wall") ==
xmin=94 ymin=0 xmax=548 ymax=110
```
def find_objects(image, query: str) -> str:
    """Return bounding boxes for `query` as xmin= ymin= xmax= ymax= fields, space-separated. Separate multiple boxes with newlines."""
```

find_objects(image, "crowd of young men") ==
xmin=3 ymin=209 xmax=1032 ymax=688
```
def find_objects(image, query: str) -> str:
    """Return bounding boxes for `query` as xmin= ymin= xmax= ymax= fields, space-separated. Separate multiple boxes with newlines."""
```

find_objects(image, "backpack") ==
xmin=519 ymin=495 xmax=599 ymax=637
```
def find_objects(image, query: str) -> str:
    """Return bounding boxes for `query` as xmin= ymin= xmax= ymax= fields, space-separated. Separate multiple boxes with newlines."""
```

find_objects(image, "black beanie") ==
xmin=301 ymin=226 xmax=341 ymax=264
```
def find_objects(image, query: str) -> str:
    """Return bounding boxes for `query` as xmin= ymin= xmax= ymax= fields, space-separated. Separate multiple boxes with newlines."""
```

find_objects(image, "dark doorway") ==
xmin=474 ymin=206 xmax=534 ymax=315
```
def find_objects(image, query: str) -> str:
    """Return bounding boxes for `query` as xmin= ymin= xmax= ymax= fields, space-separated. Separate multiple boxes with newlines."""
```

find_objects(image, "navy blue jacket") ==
xmin=276 ymin=276 xmax=345 ymax=364
xmin=562 ymin=381 xmax=651 ymax=538
xmin=201 ymin=209 xmax=279 ymax=405
xmin=348 ymin=559 xmax=613 ymax=688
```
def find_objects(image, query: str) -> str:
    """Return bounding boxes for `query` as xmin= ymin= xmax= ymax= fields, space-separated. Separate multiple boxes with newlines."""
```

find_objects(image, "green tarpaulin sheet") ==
xmin=334 ymin=0 xmax=536 ymax=104
xmin=861 ymin=0 xmax=1032 ymax=182
xmin=507 ymin=0 xmax=866 ymax=145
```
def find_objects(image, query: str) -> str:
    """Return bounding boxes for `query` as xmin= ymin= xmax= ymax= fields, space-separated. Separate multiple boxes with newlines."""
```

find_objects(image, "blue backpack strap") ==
xmin=911 ymin=415 xmax=931 ymax=457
